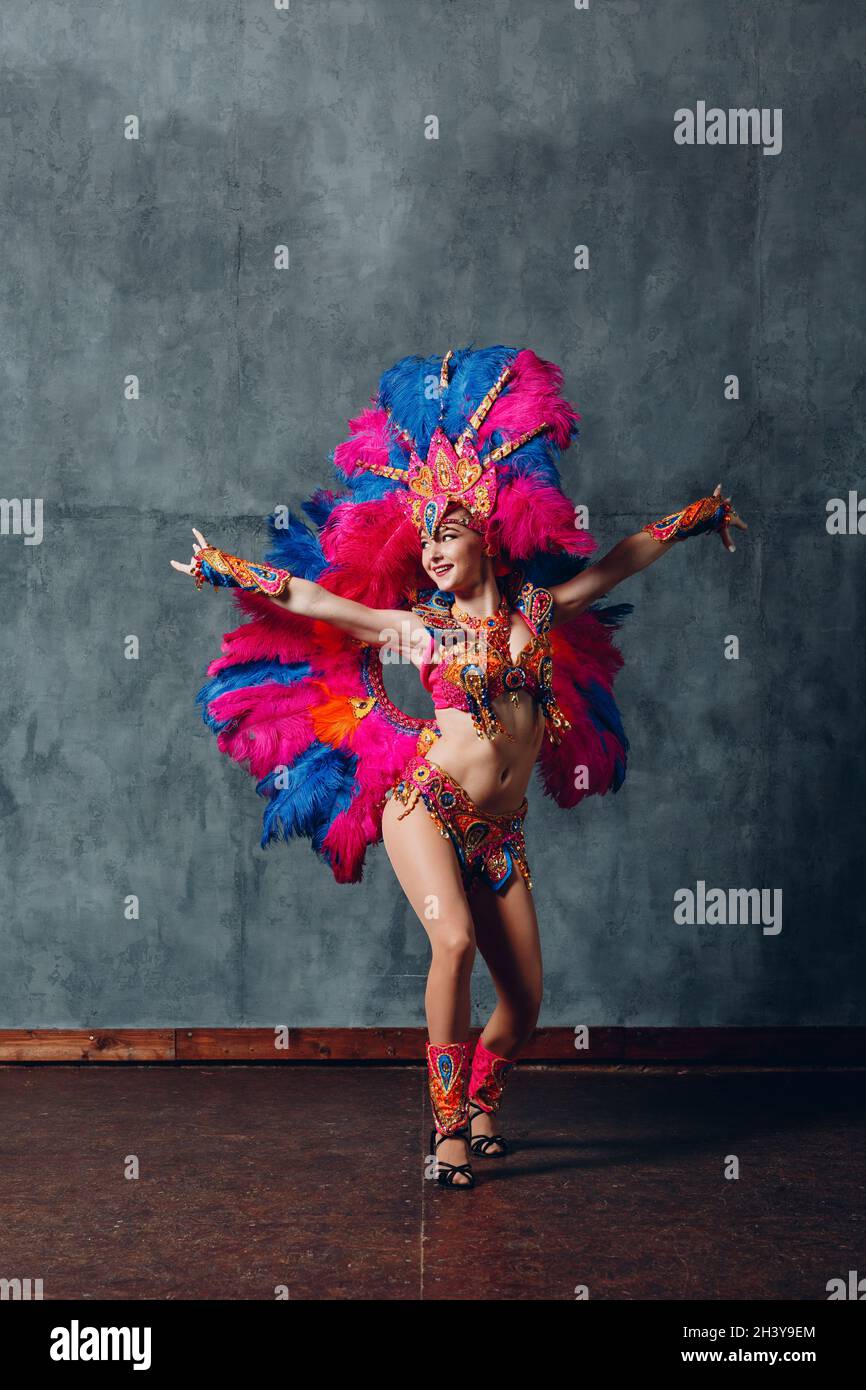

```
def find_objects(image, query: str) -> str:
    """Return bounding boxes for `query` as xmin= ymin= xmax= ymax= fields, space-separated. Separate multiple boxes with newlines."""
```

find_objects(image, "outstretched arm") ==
xmin=549 ymin=484 xmax=747 ymax=626
xmin=170 ymin=527 xmax=428 ymax=656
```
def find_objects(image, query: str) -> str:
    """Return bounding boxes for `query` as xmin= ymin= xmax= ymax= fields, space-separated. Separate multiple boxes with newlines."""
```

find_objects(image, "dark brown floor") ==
xmin=1 ymin=1065 xmax=862 ymax=1300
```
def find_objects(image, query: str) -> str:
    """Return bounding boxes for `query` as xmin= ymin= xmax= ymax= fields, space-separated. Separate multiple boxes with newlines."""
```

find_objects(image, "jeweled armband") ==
xmin=642 ymin=494 xmax=733 ymax=544
xmin=192 ymin=546 xmax=293 ymax=597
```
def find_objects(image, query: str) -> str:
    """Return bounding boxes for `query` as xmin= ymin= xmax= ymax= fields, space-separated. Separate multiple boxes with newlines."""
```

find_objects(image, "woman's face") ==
xmin=419 ymin=507 xmax=485 ymax=590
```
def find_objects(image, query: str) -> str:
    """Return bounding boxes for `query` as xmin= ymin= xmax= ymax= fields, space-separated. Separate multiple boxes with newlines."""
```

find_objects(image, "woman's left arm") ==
xmin=549 ymin=483 xmax=748 ymax=626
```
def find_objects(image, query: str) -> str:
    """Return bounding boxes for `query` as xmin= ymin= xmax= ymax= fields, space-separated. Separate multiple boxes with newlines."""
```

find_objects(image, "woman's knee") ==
xmin=508 ymin=981 xmax=544 ymax=1036
xmin=430 ymin=918 xmax=477 ymax=973
xmin=528 ymin=977 xmax=544 ymax=1017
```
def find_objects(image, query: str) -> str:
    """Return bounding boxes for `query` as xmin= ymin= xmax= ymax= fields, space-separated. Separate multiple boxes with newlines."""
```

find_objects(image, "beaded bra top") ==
xmin=409 ymin=573 xmax=572 ymax=745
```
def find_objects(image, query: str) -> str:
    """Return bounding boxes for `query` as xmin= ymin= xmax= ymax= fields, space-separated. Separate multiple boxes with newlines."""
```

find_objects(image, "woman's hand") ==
xmin=170 ymin=527 xmax=210 ymax=577
xmin=549 ymin=482 xmax=749 ymax=625
xmin=711 ymin=482 xmax=748 ymax=553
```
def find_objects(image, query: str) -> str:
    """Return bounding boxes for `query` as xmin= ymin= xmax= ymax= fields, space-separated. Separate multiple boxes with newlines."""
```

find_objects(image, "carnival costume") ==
xmin=188 ymin=343 xmax=734 ymax=1180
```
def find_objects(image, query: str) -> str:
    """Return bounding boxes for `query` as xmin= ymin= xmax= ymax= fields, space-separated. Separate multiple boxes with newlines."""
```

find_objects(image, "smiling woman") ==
xmin=173 ymin=341 xmax=746 ymax=1188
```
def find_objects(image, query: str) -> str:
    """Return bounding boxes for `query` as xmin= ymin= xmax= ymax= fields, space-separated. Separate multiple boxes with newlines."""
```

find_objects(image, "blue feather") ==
xmin=301 ymin=492 xmax=341 ymax=528
xmin=328 ymin=442 xmax=403 ymax=502
xmin=263 ymin=510 xmax=326 ymax=579
xmin=387 ymin=435 xmax=411 ymax=470
xmin=442 ymin=344 xmax=518 ymax=439
xmin=376 ymin=352 xmax=444 ymax=455
xmin=256 ymin=742 xmax=358 ymax=850
xmin=345 ymin=472 xmax=402 ymax=503
xmin=524 ymin=553 xmax=591 ymax=586
xmin=495 ymin=434 xmax=561 ymax=487
xmin=588 ymin=601 xmax=634 ymax=628
xmin=573 ymin=679 xmax=630 ymax=793
xmin=196 ymin=660 xmax=312 ymax=733
xmin=582 ymin=679 xmax=629 ymax=748
xmin=377 ymin=344 xmax=524 ymax=457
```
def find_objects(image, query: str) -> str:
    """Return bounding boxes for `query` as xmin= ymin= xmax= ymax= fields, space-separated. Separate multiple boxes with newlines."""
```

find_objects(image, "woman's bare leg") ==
xmin=468 ymin=874 xmax=544 ymax=1146
xmin=382 ymin=792 xmax=477 ymax=1181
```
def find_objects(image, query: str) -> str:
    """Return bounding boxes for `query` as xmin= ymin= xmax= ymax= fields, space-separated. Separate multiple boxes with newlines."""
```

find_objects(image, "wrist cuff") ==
xmin=643 ymin=495 xmax=732 ymax=543
xmin=192 ymin=547 xmax=293 ymax=595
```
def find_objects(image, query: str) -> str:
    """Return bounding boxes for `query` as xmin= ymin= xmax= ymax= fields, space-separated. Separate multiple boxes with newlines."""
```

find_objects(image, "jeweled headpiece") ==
xmin=353 ymin=348 xmax=550 ymax=544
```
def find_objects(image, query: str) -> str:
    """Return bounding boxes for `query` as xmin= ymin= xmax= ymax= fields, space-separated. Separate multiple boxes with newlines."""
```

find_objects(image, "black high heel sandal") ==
xmin=468 ymin=1099 xmax=509 ymax=1157
xmin=429 ymin=1123 xmax=475 ymax=1188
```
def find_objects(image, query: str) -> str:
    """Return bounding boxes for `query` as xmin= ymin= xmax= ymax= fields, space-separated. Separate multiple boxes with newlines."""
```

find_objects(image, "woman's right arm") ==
xmin=171 ymin=528 xmax=429 ymax=658
xmin=275 ymin=573 xmax=428 ymax=653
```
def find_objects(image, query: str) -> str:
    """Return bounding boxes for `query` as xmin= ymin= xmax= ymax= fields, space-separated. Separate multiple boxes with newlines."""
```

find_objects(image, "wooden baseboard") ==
xmin=0 ymin=1028 xmax=862 ymax=1063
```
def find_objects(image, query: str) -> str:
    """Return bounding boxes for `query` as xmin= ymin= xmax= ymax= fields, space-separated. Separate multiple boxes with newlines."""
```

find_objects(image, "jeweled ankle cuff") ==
xmin=469 ymin=1038 xmax=516 ymax=1114
xmin=426 ymin=1040 xmax=472 ymax=1136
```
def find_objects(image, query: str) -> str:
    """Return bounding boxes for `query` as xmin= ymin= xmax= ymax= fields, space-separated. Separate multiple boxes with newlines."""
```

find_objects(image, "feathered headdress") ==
xmin=347 ymin=346 xmax=564 ymax=552
xmin=323 ymin=343 xmax=595 ymax=601
xmin=196 ymin=344 xmax=632 ymax=883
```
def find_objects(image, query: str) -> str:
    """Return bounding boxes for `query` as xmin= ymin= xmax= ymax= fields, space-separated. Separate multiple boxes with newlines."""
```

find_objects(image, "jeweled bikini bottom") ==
xmin=384 ymin=752 xmax=532 ymax=894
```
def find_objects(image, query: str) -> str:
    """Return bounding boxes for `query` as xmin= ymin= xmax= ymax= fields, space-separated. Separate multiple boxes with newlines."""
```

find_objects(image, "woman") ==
xmin=171 ymin=345 xmax=747 ymax=1189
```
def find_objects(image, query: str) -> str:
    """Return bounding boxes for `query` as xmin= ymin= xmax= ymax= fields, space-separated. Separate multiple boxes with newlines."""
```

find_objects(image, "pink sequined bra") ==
xmin=409 ymin=576 xmax=571 ymax=745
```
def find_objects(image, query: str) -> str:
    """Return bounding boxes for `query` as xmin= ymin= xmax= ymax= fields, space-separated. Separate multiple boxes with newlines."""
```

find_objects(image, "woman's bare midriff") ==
xmin=424 ymin=693 xmax=546 ymax=815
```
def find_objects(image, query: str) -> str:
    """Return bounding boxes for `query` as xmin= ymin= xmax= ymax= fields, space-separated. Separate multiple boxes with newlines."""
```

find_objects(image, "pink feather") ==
xmin=318 ymin=493 xmax=426 ymax=603
xmin=488 ymin=473 xmax=597 ymax=560
xmin=208 ymin=684 xmax=321 ymax=779
xmin=321 ymin=709 xmax=421 ymax=881
xmin=334 ymin=407 xmax=398 ymax=478
xmin=477 ymin=348 xmax=581 ymax=452
xmin=536 ymin=618 xmax=627 ymax=806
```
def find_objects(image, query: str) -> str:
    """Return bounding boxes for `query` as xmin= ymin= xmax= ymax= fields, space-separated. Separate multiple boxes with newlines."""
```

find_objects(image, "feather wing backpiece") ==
xmin=195 ymin=344 xmax=632 ymax=883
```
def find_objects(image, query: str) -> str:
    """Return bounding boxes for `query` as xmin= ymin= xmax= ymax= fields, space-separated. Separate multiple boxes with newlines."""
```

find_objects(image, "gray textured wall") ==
xmin=2 ymin=1 xmax=863 ymax=1027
